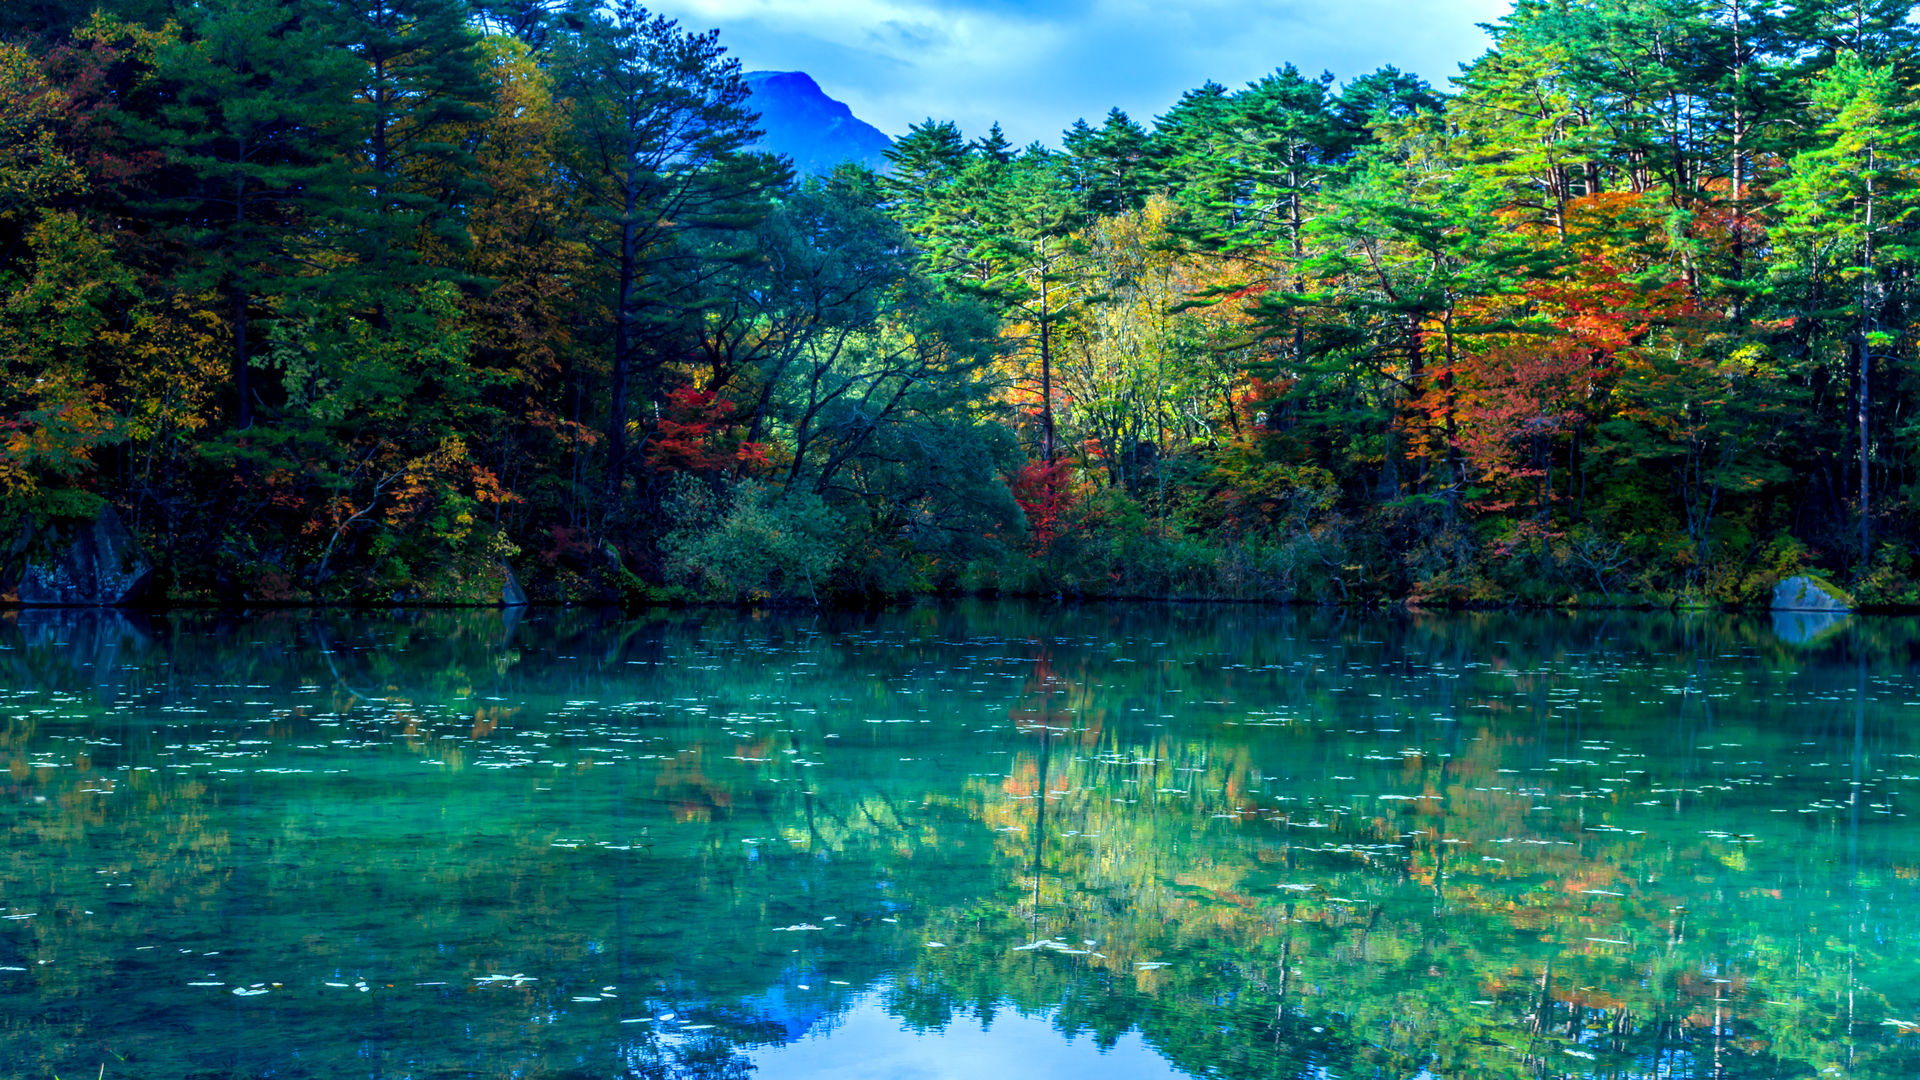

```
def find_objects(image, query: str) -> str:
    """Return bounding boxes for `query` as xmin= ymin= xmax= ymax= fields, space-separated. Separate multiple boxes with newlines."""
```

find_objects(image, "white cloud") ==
xmin=658 ymin=0 xmax=1511 ymax=143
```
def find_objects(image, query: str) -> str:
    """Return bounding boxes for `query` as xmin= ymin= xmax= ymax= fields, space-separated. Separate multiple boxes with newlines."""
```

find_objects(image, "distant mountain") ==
xmin=743 ymin=71 xmax=892 ymax=176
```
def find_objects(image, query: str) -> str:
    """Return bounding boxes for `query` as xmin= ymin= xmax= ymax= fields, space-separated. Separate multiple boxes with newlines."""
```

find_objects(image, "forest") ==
xmin=3 ymin=0 xmax=1920 ymax=608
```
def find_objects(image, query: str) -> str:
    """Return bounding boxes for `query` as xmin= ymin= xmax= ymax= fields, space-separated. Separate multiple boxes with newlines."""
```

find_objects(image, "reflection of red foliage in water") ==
xmin=1007 ymin=656 xmax=1065 ymax=731
xmin=1005 ymin=655 xmax=1103 ymax=746
xmin=654 ymin=753 xmax=735 ymax=823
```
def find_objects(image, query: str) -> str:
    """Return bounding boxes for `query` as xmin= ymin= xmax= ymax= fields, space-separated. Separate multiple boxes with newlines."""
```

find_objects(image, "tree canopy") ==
xmin=7 ymin=0 xmax=1920 ymax=607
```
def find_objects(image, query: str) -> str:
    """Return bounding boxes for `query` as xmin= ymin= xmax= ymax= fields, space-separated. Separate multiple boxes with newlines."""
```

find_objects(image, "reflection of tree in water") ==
xmin=1 ymin=604 xmax=1918 ymax=1077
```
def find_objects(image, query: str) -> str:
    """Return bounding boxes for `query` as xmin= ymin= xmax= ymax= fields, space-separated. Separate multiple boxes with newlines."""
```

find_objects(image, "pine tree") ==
xmin=1062 ymin=108 xmax=1150 ymax=220
xmin=881 ymin=119 xmax=977 ymax=287
xmin=1774 ymin=50 xmax=1920 ymax=564
xmin=139 ymin=0 xmax=359 ymax=430
xmin=325 ymin=0 xmax=494 ymax=297
xmin=973 ymin=151 xmax=1102 ymax=463
xmin=555 ymin=0 xmax=779 ymax=500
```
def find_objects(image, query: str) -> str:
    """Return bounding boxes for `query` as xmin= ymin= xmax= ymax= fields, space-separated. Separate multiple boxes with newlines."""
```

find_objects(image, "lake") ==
xmin=2 ymin=602 xmax=1917 ymax=1078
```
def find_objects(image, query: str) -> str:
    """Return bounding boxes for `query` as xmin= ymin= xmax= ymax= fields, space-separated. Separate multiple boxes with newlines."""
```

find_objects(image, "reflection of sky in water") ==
xmin=752 ymin=993 xmax=1185 ymax=1079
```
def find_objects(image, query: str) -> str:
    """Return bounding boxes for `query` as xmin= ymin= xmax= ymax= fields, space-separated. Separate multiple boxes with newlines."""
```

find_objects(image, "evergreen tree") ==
xmin=138 ymin=0 xmax=359 ymax=430
xmin=973 ymin=150 xmax=1102 ymax=463
xmin=1774 ymin=50 xmax=1920 ymax=564
xmin=555 ymin=0 xmax=778 ymax=500
xmin=327 ymin=0 xmax=494 ymax=288
xmin=1062 ymin=108 xmax=1150 ymax=220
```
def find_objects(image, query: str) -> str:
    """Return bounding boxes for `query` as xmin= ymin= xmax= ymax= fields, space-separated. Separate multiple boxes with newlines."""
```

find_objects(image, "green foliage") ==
xmin=9 ymin=0 xmax=1920 ymax=608
xmin=0 ymin=212 xmax=132 ymax=523
xmin=662 ymin=477 xmax=845 ymax=605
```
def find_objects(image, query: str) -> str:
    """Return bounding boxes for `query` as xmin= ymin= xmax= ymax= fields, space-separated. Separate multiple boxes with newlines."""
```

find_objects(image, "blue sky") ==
xmin=661 ymin=0 xmax=1514 ymax=144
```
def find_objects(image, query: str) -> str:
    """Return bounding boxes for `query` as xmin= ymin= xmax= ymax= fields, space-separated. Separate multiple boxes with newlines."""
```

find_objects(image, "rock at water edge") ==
xmin=1770 ymin=575 xmax=1850 ymax=612
xmin=17 ymin=507 xmax=154 ymax=606
xmin=502 ymin=563 xmax=529 ymax=606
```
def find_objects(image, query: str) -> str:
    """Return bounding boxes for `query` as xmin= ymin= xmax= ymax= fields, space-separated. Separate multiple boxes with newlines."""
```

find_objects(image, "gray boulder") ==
xmin=1771 ymin=575 xmax=1850 ymax=612
xmin=501 ymin=563 xmax=529 ymax=606
xmin=17 ymin=507 xmax=154 ymax=606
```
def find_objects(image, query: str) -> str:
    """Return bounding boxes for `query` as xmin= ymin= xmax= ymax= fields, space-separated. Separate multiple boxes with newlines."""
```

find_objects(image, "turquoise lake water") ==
xmin=1 ymin=603 xmax=1917 ymax=1078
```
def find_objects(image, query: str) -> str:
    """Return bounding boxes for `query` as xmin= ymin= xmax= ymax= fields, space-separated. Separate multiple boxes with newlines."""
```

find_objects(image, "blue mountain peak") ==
xmin=743 ymin=70 xmax=893 ymax=176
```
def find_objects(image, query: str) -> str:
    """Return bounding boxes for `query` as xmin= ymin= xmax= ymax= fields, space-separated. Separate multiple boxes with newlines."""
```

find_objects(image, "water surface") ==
xmin=3 ymin=603 xmax=1918 ymax=1078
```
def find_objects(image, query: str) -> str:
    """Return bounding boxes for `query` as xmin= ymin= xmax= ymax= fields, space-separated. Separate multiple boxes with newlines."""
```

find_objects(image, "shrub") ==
xmin=661 ymin=478 xmax=845 ymax=605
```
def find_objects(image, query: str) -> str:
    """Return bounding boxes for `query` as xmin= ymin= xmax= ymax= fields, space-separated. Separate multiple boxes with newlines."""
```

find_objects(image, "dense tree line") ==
xmin=6 ymin=0 xmax=1920 ymax=606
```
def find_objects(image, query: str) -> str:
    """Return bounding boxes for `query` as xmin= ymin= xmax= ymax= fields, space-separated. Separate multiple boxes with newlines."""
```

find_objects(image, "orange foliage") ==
xmin=1408 ymin=193 xmax=1697 ymax=510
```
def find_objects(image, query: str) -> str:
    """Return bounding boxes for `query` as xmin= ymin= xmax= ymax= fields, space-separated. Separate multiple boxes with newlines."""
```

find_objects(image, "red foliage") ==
xmin=645 ymin=386 xmax=774 ymax=476
xmin=1234 ymin=374 xmax=1295 ymax=428
xmin=40 ymin=23 xmax=167 ymax=191
xmin=646 ymin=386 xmax=732 ymax=472
xmin=733 ymin=440 xmax=771 ymax=470
xmin=1011 ymin=459 xmax=1076 ymax=549
xmin=539 ymin=525 xmax=597 ymax=567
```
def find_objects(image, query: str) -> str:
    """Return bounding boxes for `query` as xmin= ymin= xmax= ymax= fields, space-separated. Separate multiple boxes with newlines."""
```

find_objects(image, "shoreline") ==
xmin=0 ymin=592 xmax=1906 ymax=615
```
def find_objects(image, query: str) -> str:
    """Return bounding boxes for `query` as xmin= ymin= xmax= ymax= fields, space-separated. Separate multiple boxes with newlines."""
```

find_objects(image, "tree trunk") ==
xmin=230 ymin=159 xmax=252 ymax=431
xmin=230 ymin=282 xmax=252 ymax=430
xmin=1860 ymin=146 xmax=1875 ymax=566
xmin=606 ymin=176 xmax=639 ymax=499
xmin=1859 ymin=334 xmax=1871 ymax=564
xmin=1039 ymin=263 xmax=1056 ymax=463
